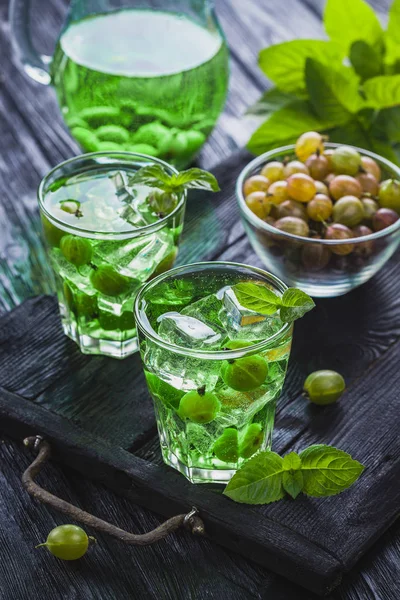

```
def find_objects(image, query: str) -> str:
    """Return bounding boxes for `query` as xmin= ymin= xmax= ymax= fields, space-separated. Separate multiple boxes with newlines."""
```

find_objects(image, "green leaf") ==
xmin=299 ymin=445 xmax=364 ymax=497
xmin=129 ymin=164 xmax=173 ymax=188
xmin=148 ymin=280 xmax=195 ymax=305
xmin=363 ymin=75 xmax=400 ymax=109
xmin=350 ymin=41 xmax=382 ymax=81
xmin=224 ymin=451 xmax=285 ymax=504
xmin=282 ymin=452 xmax=302 ymax=471
xmin=170 ymin=168 xmax=220 ymax=192
xmin=282 ymin=471 xmax=304 ymax=499
xmin=258 ymin=40 xmax=343 ymax=94
xmin=279 ymin=289 xmax=315 ymax=324
xmin=372 ymin=107 xmax=400 ymax=145
xmin=385 ymin=0 xmax=400 ymax=66
xmin=232 ymin=282 xmax=280 ymax=315
xmin=324 ymin=0 xmax=383 ymax=55
xmin=305 ymin=59 xmax=363 ymax=122
xmin=247 ymin=100 xmax=336 ymax=155
xmin=371 ymin=138 xmax=400 ymax=164
xmin=324 ymin=119 xmax=372 ymax=150
xmin=246 ymin=88 xmax=297 ymax=117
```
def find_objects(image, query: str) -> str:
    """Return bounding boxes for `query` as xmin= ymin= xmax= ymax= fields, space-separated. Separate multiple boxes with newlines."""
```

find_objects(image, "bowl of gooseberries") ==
xmin=237 ymin=133 xmax=400 ymax=297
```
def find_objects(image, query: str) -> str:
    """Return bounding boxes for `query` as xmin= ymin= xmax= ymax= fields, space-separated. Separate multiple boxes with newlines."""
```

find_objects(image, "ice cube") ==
xmin=50 ymin=249 xmax=96 ymax=295
xmin=222 ymin=287 xmax=267 ymax=327
xmin=157 ymin=312 xmax=223 ymax=349
xmin=181 ymin=293 xmax=224 ymax=328
xmin=215 ymin=384 xmax=272 ymax=428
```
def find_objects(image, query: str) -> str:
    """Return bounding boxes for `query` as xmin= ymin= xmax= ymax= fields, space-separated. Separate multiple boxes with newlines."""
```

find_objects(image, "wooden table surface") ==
xmin=1 ymin=0 xmax=399 ymax=598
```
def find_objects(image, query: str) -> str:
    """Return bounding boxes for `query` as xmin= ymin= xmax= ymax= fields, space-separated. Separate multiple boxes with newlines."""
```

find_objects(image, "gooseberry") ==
xmin=238 ymin=423 xmax=264 ymax=458
xmin=361 ymin=198 xmax=379 ymax=220
xmin=315 ymin=180 xmax=329 ymax=195
xmin=361 ymin=156 xmax=381 ymax=180
xmin=303 ymin=370 xmax=345 ymax=405
xmin=332 ymin=196 xmax=365 ymax=227
xmin=295 ymin=131 xmax=325 ymax=161
xmin=261 ymin=161 xmax=284 ymax=183
xmin=274 ymin=216 xmax=310 ymax=237
xmin=287 ymin=173 xmax=316 ymax=203
xmin=323 ymin=148 xmax=334 ymax=171
xmin=325 ymin=224 xmax=354 ymax=255
xmin=60 ymin=235 xmax=93 ymax=267
xmin=224 ymin=339 xmax=254 ymax=350
xmin=221 ymin=355 xmax=268 ymax=392
xmin=331 ymin=146 xmax=361 ymax=176
xmin=213 ymin=428 xmax=239 ymax=462
xmin=90 ymin=264 xmax=131 ymax=296
xmin=307 ymin=194 xmax=333 ymax=222
xmin=283 ymin=160 xmax=309 ymax=178
xmin=267 ymin=180 xmax=289 ymax=205
xmin=378 ymin=179 xmax=400 ymax=214
xmin=301 ymin=244 xmax=331 ymax=271
xmin=243 ymin=175 xmax=270 ymax=197
xmin=60 ymin=199 xmax=82 ymax=216
xmin=352 ymin=225 xmax=375 ymax=257
xmin=372 ymin=208 xmax=399 ymax=231
xmin=245 ymin=191 xmax=271 ymax=219
xmin=356 ymin=173 xmax=379 ymax=196
xmin=178 ymin=386 xmax=221 ymax=423
xmin=329 ymin=175 xmax=362 ymax=200
xmin=305 ymin=152 xmax=330 ymax=181
xmin=274 ymin=200 xmax=307 ymax=221
xmin=36 ymin=525 xmax=94 ymax=561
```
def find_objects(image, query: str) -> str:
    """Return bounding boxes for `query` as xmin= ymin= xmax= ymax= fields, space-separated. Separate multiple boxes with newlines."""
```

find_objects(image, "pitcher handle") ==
xmin=9 ymin=0 xmax=52 ymax=84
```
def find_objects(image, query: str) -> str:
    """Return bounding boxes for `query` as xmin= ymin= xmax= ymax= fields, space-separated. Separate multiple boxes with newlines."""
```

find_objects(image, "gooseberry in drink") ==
xmin=287 ymin=173 xmax=316 ymax=203
xmin=372 ymin=208 xmax=399 ymax=231
xmin=307 ymin=194 xmax=333 ymax=222
xmin=352 ymin=225 xmax=375 ymax=257
xmin=243 ymin=174 xmax=270 ymax=197
xmin=238 ymin=423 xmax=264 ymax=458
xmin=356 ymin=173 xmax=379 ymax=196
xmin=274 ymin=216 xmax=310 ymax=237
xmin=221 ymin=355 xmax=268 ymax=392
xmin=314 ymin=180 xmax=329 ymax=195
xmin=267 ymin=180 xmax=289 ymax=205
xmin=305 ymin=152 xmax=330 ymax=181
xmin=361 ymin=155 xmax=381 ymax=181
xmin=274 ymin=200 xmax=307 ymax=221
xmin=213 ymin=428 xmax=239 ymax=462
xmin=378 ymin=179 xmax=400 ymax=214
xmin=261 ymin=161 xmax=284 ymax=183
xmin=329 ymin=175 xmax=362 ymax=200
xmin=301 ymin=244 xmax=331 ymax=271
xmin=295 ymin=131 xmax=325 ymax=161
xmin=178 ymin=386 xmax=221 ymax=423
xmin=361 ymin=198 xmax=379 ymax=220
xmin=224 ymin=339 xmax=254 ymax=350
xmin=283 ymin=160 xmax=309 ymax=178
xmin=331 ymin=145 xmax=361 ymax=176
xmin=245 ymin=191 xmax=271 ymax=219
xmin=303 ymin=370 xmax=345 ymax=405
xmin=325 ymin=224 xmax=354 ymax=255
xmin=60 ymin=200 xmax=82 ymax=215
xmin=36 ymin=525 xmax=94 ymax=560
xmin=332 ymin=196 xmax=365 ymax=227
xmin=60 ymin=235 xmax=93 ymax=267
xmin=90 ymin=264 xmax=131 ymax=296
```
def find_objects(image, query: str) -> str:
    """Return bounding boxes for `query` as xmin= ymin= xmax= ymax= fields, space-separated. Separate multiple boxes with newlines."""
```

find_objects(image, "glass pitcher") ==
xmin=10 ymin=0 xmax=229 ymax=167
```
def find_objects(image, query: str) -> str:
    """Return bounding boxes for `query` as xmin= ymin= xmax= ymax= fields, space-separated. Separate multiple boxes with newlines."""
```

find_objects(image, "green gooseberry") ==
xmin=223 ymin=339 xmax=254 ymax=350
xmin=378 ymin=179 xmax=400 ymax=214
xmin=127 ymin=143 xmax=159 ymax=156
xmin=221 ymin=355 xmax=268 ymax=392
xmin=332 ymin=195 xmax=365 ymax=227
xmin=178 ymin=386 xmax=221 ymax=423
xmin=238 ymin=423 xmax=264 ymax=458
xmin=184 ymin=130 xmax=206 ymax=155
xmin=212 ymin=428 xmax=239 ymax=462
xmin=36 ymin=525 xmax=95 ymax=561
xmin=303 ymin=370 xmax=346 ymax=405
xmin=145 ymin=371 xmax=184 ymax=410
xmin=331 ymin=146 xmax=361 ymax=176
xmin=79 ymin=106 xmax=121 ymax=128
xmin=90 ymin=264 xmax=131 ymax=297
xmin=133 ymin=122 xmax=172 ymax=150
xmin=60 ymin=235 xmax=93 ymax=267
xmin=70 ymin=127 xmax=99 ymax=152
xmin=60 ymin=199 xmax=81 ymax=215
xmin=169 ymin=131 xmax=188 ymax=156
xmin=96 ymin=124 xmax=129 ymax=144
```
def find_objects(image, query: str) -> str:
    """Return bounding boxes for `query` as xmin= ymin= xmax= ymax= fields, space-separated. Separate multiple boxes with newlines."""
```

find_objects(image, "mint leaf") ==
xmin=299 ymin=445 xmax=364 ymax=497
xmin=364 ymin=75 xmax=400 ymax=109
xmin=129 ymin=164 xmax=173 ymax=188
xmin=282 ymin=452 xmax=302 ymax=471
xmin=279 ymin=289 xmax=315 ymax=324
xmin=232 ymin=282 xmax=280 ymax=315
xmin=350 ymin=41 xmax=382 ymax=81
xmin=282 ymin=471 xmax=304 ymax=499
xmin=324 ymin=0 xmax=383 ymax=55
xmin=372 ymin=107 xmax=400 ymax=145
xmin=170 ymin=168 xmax=220 ymax=192
xmin=247 ymin=100 xmax=336 ymax=155
xmin=246 ymin=88 xmax=296 ymax=117
xmin=148 ymin=280 xmax=194 ymax=305
xmin=324 ymin=120 xmax=372 ymax=150
xmin=258 ymin=40 xmax=342 ymax=94
xmin=224 ymin=452 xmax=285 ymax=504
xmin=385 ymin=0 xmax=400 ymax=67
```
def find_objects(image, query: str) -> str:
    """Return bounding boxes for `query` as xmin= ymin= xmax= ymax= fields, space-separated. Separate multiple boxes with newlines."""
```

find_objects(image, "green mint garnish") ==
xmin=224 ymin=445 xmax=364 ymax=505
xmin=232 ymin=282 xmax=315 ymax=323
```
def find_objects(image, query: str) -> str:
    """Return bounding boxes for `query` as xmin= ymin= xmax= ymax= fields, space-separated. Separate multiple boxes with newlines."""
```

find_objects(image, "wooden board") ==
xmin=1 ymin=150 xmax=400 ymax=597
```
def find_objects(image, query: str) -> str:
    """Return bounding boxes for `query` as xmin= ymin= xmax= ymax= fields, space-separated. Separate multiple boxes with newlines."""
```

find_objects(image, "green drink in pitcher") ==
xmin=50 ymin=9 xmax=229 ymax=167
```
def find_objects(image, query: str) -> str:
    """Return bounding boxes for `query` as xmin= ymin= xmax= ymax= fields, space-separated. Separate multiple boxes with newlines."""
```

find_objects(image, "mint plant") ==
xmin=247 ymin=0 xmax=400 ymax=163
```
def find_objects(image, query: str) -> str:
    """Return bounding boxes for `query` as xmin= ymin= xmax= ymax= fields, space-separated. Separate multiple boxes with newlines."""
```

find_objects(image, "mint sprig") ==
xmin=129 ymin=165 xmax=220 ymax=195
xmin=246 ymin=0 xmax=400 ymax=162
xmin=232 ymin=282 xmax=315 ymax=324
xmin=224 ymin=445 xmax=364 ymax=505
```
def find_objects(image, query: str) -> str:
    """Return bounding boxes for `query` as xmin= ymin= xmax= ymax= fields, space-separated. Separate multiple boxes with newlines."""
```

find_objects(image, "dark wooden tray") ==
xmin=1 ymin=151 xmax=399 ymax=596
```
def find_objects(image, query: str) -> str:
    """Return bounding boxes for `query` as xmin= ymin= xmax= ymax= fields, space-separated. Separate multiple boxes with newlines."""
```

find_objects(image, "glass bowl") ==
xmin=236 ymin=143 xmax=400 ymax=297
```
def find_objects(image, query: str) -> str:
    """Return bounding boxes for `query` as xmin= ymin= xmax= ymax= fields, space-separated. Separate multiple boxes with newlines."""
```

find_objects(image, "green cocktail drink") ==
xmin=135 ymin=262 xmax=293 ymax=483
xmin=51 ymin=9 xmax=229 ymax=168
xmin=38 ymin=152 xmax=186 ymax=358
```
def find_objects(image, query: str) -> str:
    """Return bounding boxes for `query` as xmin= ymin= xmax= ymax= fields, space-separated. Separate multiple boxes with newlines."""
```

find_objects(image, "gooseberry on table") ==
xmin=303 ymin=370 xmax=346 ymax=405
xmin=36 ymin=525 xmax=95 ymax=560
